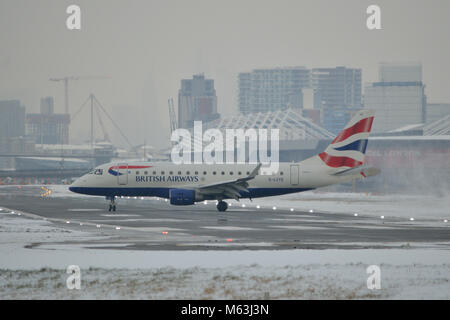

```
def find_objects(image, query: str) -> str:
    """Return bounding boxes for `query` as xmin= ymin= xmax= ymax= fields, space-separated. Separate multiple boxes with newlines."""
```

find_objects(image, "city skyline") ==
xmin=1 ymin=0 xmax=450 ymax=148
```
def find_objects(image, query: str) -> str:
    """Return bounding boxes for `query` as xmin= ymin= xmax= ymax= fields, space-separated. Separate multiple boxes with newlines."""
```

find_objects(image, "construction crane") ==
xmin=168 ymin=98 xmax=178 ymax=134
xmin=49 ymin=75 xmax=111 ymax=115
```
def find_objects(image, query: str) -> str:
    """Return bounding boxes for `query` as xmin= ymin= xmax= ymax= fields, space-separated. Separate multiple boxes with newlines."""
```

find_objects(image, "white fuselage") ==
xmin=69 ymin=155 xmax=359 ymax=200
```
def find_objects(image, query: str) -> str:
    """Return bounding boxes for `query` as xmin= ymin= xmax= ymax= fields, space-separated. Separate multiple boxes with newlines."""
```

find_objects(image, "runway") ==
xmin=1 ymin=185 xmax=449 ymax=251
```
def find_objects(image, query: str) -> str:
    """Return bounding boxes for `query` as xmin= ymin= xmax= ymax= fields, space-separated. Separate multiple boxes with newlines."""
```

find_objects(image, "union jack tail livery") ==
xmin=319 ymin=110 xmax=375 ymax=169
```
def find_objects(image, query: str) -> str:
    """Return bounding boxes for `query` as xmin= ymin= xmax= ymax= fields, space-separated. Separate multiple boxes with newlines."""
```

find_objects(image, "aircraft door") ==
xmin=117 ymin=163 xmax=128 ymax=185
xmin=290 ymin=165 xmax=299 ymax=185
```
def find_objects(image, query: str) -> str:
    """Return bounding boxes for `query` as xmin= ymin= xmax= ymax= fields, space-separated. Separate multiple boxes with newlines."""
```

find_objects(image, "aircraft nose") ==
xmin=69 ymin=177 xmax=87 ymax=193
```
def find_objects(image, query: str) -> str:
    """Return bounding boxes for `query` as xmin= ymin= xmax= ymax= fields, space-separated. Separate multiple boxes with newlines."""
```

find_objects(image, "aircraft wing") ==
xmin=194 ymin=163 xmax=262 ymax=200
xmin=332 ymin=165 xmax=380 ymax=178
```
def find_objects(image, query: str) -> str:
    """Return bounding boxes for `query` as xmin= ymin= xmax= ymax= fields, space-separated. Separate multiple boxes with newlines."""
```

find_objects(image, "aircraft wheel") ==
xmin=108 ymin=205 xmax=112 ymax=212
xmin=217 ymin=201 xmax=228 ymax=212
xmin=112 ymin=205 xmax=116 ymax=212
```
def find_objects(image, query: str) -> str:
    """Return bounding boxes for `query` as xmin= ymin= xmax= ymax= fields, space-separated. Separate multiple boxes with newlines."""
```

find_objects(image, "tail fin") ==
xmin=319 ymin=110 xmax=375 ymax=169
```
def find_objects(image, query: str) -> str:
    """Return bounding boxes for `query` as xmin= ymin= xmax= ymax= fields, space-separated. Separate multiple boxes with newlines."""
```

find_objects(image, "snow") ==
xmin=1 ymin=209 xmax=450 ymax=299
xmin=1 ymin=186 xmax=450 ymax=299
xmin=1 ymin=263 xmax=450 ymax=299
xmin=236 ymin=191 xmax=450 ymax=221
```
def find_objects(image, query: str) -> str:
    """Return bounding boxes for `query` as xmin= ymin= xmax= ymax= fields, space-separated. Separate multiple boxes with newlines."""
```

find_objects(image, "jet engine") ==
xmin=169 ymin=189 xmax=195 ymax=205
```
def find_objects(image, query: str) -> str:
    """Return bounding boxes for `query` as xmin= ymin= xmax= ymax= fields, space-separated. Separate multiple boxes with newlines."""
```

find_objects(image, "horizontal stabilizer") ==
xmin=333 ymin=166 xmax=380 ymax=178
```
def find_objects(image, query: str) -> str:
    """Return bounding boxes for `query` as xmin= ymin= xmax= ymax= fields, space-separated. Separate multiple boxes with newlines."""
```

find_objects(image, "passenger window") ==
xmin=144 ymin=171 xmax=148 ymax=175
xmin=221 ymin=171 xmax=225 ymax=175
xmin=186 ymin=171 xmax=190 ymax=175
xmin=238 ymin=171 xmax=242 ymax=175
xmin=213 ymin=171 xmax=216 ymax=175
xmin=152 ymin=171 xmax=156 ymax=175
xmin=169 ymin=171 xmax=173 ymax=175
xmin=230 ymin=172 xmax=233 ymax=175
xmin=280 ymin=171 xmax=284 ymax=176
xmin=161 ymin=171 xmax=165 ymax=175
xmin=195 ymin=171 xmax=198 ymax=175
xmin=178 ymin=171 xmax=182 ymax=175
xmin=246 ymin=172 xmax=250 ymax=175
xmin=203 ymin=171 xmax=207 ymax=175
xmin=136 ymin=171 xmax=139 ymax=175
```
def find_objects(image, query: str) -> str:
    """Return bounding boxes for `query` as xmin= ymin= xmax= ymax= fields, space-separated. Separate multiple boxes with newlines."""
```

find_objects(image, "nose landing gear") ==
xmin=216 ymin=200 xmax=228 ymax=212
xmin=107 ymin=196 xmax=116 ymax=212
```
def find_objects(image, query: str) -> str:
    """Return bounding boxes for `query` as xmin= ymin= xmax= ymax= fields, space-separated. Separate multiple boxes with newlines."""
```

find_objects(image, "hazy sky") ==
xmin=1 ymin=0 xmax=449 ymax=148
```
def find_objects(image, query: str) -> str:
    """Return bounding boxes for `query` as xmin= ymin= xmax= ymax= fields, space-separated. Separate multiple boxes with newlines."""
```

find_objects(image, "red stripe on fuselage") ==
xmin=319 ymin=152 xmax=363 ymax=168
xmin=331 ymin=117 xmax=374 ymax=144
xmin=110 ymin=165 xmax=152 ymax=170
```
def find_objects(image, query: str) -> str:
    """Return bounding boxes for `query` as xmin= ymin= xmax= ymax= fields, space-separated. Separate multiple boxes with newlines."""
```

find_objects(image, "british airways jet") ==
xmin=69 ymin=110 xmax=379 ymax=212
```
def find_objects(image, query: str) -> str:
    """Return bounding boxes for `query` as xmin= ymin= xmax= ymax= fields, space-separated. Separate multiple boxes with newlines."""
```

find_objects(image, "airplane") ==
xmin=69 ymin=110 xmax=379 ymax=212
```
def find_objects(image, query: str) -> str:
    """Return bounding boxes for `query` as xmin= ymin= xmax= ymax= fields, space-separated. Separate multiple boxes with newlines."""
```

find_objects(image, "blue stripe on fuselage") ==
xmin=69 ymin=186 xmax=314 ymax=199
xmin=333 ymin=139 xmax=368 ymax=153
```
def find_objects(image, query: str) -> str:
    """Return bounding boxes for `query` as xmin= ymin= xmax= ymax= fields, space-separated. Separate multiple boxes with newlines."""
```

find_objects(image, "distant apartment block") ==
xmin=364 ymin=62 xmax=426 ymax=133
xmin=0 ymin=100 xmax=27 ymax=168
xmin=364 ymin=82 xmax=426 ymax=132
xmin=312 ymin=66 xmax=362 ymax=110
xmin=0 ymin=100 xmax=26 ymax=138
xmin=379 ymin=62 xmax=422 ymax=82
xmin=26 ymin=97 xmax=70 ymax=144
xmin=178 ymin=74 xmax=219 ymax=129
xmin=311 ymin=67 xmax=362 ymax=134
xmin=238 ymin=67 xmax=310 ymax=114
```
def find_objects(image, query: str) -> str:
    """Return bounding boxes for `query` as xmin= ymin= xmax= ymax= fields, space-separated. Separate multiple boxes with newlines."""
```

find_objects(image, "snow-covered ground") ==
xmin=2 ymin=263 xmax=450 ymax=299
xmin=253 ymin=191 xmax=450 ymax=221
xmin=1 ymin=185 xmax=449 ymax=299
xmin=1 ymin=207 xmax=450 ymax=299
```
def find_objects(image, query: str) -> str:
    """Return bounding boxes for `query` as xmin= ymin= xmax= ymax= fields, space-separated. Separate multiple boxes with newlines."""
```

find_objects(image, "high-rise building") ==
xmin=426 ymin=103 xmax=450 ymax=124
xmin=364 ymin=63 xmax=426 ymax=133
xmin=320 ymin=106 xmax=356 ymax=135
xmin=311 ymin=67 xmax=362 ymax=134
xmin=312 ymin=66 xmax=362 ymax=109
xmin=364 ymin=82 xmax=426 ymax=132
xmin=26 ymin=97 xmax=70 ymax=144
xmin=238 ymin=67 xmax=310 ymax=114
xmin=0 ymin=100 xmax=26 ymax=138
xmin=379 ymin=62 xmax=422 ymax=82
xmin=178 ymin=74 xmax=219 ymax=129
xmin=0 ymin=100 xmax=27 ymax=168
xmin=40 ymin=96 xmax=54 ymax=115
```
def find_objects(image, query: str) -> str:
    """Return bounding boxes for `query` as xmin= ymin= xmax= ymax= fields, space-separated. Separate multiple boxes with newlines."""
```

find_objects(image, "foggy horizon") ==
xmin=1 ymin=0 xmax=450 ymax=148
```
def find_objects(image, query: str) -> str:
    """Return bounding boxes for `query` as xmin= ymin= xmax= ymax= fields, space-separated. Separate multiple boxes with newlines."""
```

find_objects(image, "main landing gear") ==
xmin=107 ymin=196 xmax=116 ymax=212
xmin=217 ymin=200 xmax=228 ymax=212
